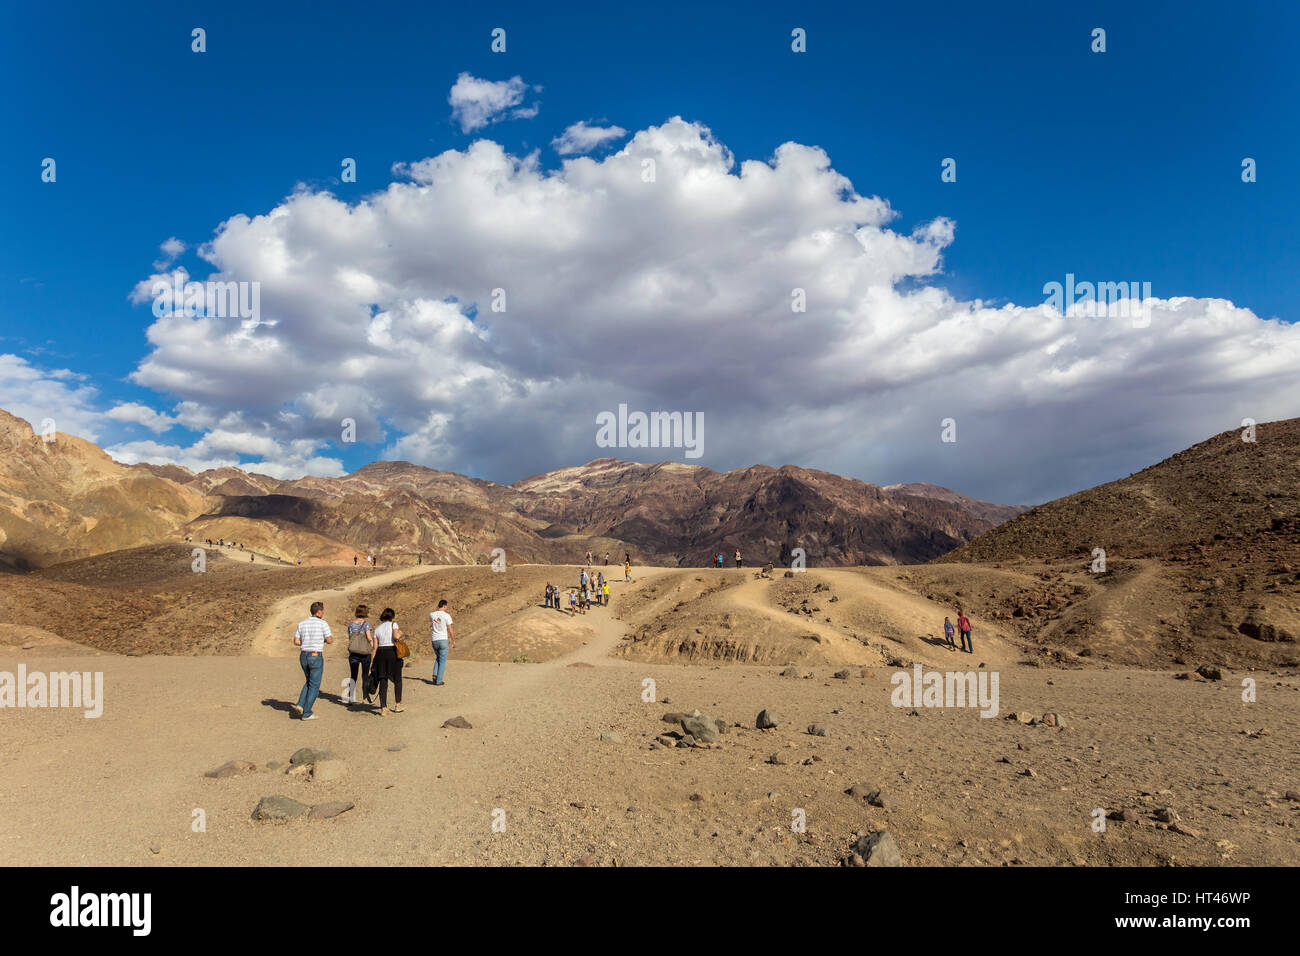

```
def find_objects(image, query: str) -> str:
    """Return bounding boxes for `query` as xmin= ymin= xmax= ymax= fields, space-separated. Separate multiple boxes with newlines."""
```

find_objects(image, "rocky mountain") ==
xmin=0 ymin=408 xmax=1023 ymax=570
xmin=933 ymin=419 xmax=1300 ymax=668
xmin=0 ymin=409 xmax=205 ymax=571
xmin=937 ymin=419 xmax=1300 ymax=565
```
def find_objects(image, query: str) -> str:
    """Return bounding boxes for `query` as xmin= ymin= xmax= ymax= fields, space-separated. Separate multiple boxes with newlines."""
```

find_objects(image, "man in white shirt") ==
xmin=291 ymin=601 xmax=332 ymax=720
xmin=429 ymin=599 xmax=454 ymax=686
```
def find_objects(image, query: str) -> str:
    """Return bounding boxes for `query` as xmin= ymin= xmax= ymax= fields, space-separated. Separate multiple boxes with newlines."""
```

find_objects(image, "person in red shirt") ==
xmin=956 ymin=610 xmax=973 ymax=653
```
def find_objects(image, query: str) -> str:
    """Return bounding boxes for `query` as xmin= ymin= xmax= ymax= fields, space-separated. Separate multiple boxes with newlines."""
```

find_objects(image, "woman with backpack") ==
xmin=345 ymin=605 xmax=376 ymax=706
xmin=371 ymin=607 xmax=406 ymax=715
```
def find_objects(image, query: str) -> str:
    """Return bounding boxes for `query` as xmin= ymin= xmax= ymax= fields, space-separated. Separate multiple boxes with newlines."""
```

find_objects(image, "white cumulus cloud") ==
xmin=552 ymin=120 xmax=627 ymax=155
xmin=103 ymin=116 xmax=1300 ymax=504
xmin=105 ymin=402 xmax=178 ymax=433
xmin=448 ymin=72 xmax=539 ymax=133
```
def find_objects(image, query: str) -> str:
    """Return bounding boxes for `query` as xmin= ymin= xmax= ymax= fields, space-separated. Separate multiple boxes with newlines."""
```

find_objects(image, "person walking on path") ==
xmin=956 ymin=610 xmax=973 ymax=654
xmin=603 ymin=553 xmax=609 ymax=566
xmin=372 ymin=608 xmax=405 ymax=715
xmin=346 ymin=605 xmax=376 ymax=705
xmin=602 ymin=580 xmax=610 ymax=606
xmin=624 ymin=560 xmax=632 ymax=582
xmin=429 ymin=599 xmax=454 ymax=686
xmin=943 ymin=616 xmax=956 ymax=651
xmin=544 ymin=583 xmax=554 ymax=609
xmin=290 ymin=601 xmax=332 ymax=720
xmin=734 ymin=548 xmax=743 ymax=569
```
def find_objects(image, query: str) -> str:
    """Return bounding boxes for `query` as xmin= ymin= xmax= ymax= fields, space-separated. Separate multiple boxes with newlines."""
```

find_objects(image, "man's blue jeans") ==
xmin=432 ymin=640 xmax=449 ymax=685
xmin=298 ymin=651 xmax=324 ymax=716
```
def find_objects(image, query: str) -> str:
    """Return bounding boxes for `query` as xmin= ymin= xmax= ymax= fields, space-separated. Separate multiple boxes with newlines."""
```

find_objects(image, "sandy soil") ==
xmin=1 ymin=562 xmax=1297 ymax=866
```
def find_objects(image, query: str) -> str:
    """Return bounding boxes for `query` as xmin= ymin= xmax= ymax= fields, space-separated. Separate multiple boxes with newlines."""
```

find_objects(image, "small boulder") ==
xmin=308 ymin=800 xmax=355 ymax=820
xmin=680 ymin=715 xmax=720 ymax=743
xmin=849 ymin=830 xmax=902 ymax=867
xmin=442 ymin=716 xmax=473 ymax=729
xmin=1196 ymin=664 xmax=1223 ymax=681
xmin=599 ymin=731 xmax=623 ymax=744
xmin=756 ymin=709 xmax=782 ymax=729
xmin=289 ymin=747 xmax=336 ymax=766
xmin=251 ymin=795 xmax=311 ymax=821
xmin=204 ymin=760 xmax=257 ymax=779
xmin=311 ymin=759 xmax=349 ymax=783
xmin=807 ymin=724 xmax=828 ymax=737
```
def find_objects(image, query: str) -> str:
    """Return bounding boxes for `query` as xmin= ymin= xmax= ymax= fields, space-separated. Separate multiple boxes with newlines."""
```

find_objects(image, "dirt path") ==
xmin=819 ymin=569 xmax=1025 ymax=668
xmin=249 ymin=564 xmax=454 ymax=657
xmin=4 ymin=562 xmax=1299 ymax=867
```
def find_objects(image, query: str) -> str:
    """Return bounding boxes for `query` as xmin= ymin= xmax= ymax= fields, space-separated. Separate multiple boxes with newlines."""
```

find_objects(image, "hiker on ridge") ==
xmin=956 ymin=609 xmax=973 ymax=654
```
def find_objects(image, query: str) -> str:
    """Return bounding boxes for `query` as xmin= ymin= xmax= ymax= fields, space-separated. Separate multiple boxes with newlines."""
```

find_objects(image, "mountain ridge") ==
xmin=0 ymin=407 xmax=1022 ymax=570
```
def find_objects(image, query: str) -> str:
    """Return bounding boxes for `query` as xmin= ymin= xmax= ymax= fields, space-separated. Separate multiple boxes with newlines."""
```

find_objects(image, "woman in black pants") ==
xmin=371 ymin=607 xmax=405 ymax=716
xmin=345 ymin=605 xmax=376 ymax=706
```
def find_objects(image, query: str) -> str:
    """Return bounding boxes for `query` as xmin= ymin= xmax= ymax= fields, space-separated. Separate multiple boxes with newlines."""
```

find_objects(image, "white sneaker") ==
xmin=301 ymin=714 xmax=317 ymax=721
xmin=290 ymin=704 xmax=303 ymax=716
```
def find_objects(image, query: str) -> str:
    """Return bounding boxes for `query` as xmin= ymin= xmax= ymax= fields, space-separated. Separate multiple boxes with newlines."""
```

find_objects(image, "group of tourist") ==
xmin=544 ymin=565 xmax=615 ymax=615
xmin=290 ymin=597 xmax=455 ymax=719
xmin=710 ymin=549 xmax=742 ymax=568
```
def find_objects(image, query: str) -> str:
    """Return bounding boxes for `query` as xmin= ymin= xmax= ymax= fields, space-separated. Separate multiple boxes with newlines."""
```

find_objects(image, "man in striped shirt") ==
xmin=291 ymin=601 xmax=332 ymax=720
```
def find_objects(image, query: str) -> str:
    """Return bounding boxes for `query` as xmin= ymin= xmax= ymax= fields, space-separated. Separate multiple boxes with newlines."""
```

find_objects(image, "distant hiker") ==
xmin=602 ymin=581 xmax=610 ymax=606
xmin=346 ymin=605 xmax=376 ymax=705
xmin=353 ymin=555 xmax=358 ymax=567
xmin=580 ymin=568 xmax=588 ymax=590
xmin=597 ymin=571 xmax=604 ymax=592
xmin=372 ymin=608 xmax=404 ymax=714
xmin=417 ymin=555 xmax=422 ymax=565
xmin=429 ymin=599 xmax=454 ymax=686
xmin=544 ymin=583 xmax=554 ymax=608
xmin=291 ymin=601 xmax=332 ymax=720
xmin=568 ymin=589 xmax=578 ymax=615
xmin=957 ymin=610 xmax=973 ymax=654
xmin=603 ymin=553 xmax=609 ymax=566
xmin=585 ymin=549 xmax=592 ymax=565
xmin=250 ymin=553 xmax=254 ymax=562
xmin=734 ymin=549 xmax=742 ymax=569
xmin=624 ymin=560 xmax=632 ymax=582
xmin=943 ymin=617 xmax=956 ymax=650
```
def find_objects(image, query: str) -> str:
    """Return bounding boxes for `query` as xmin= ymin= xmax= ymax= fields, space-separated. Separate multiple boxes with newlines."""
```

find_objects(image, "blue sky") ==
xmin=1 ymin=0 xmax=1297 ymax=503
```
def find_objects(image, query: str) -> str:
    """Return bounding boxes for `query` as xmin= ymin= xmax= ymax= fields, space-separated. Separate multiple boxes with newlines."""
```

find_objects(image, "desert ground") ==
xmin=1 ymin=548 xmax=1297 ymax=866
